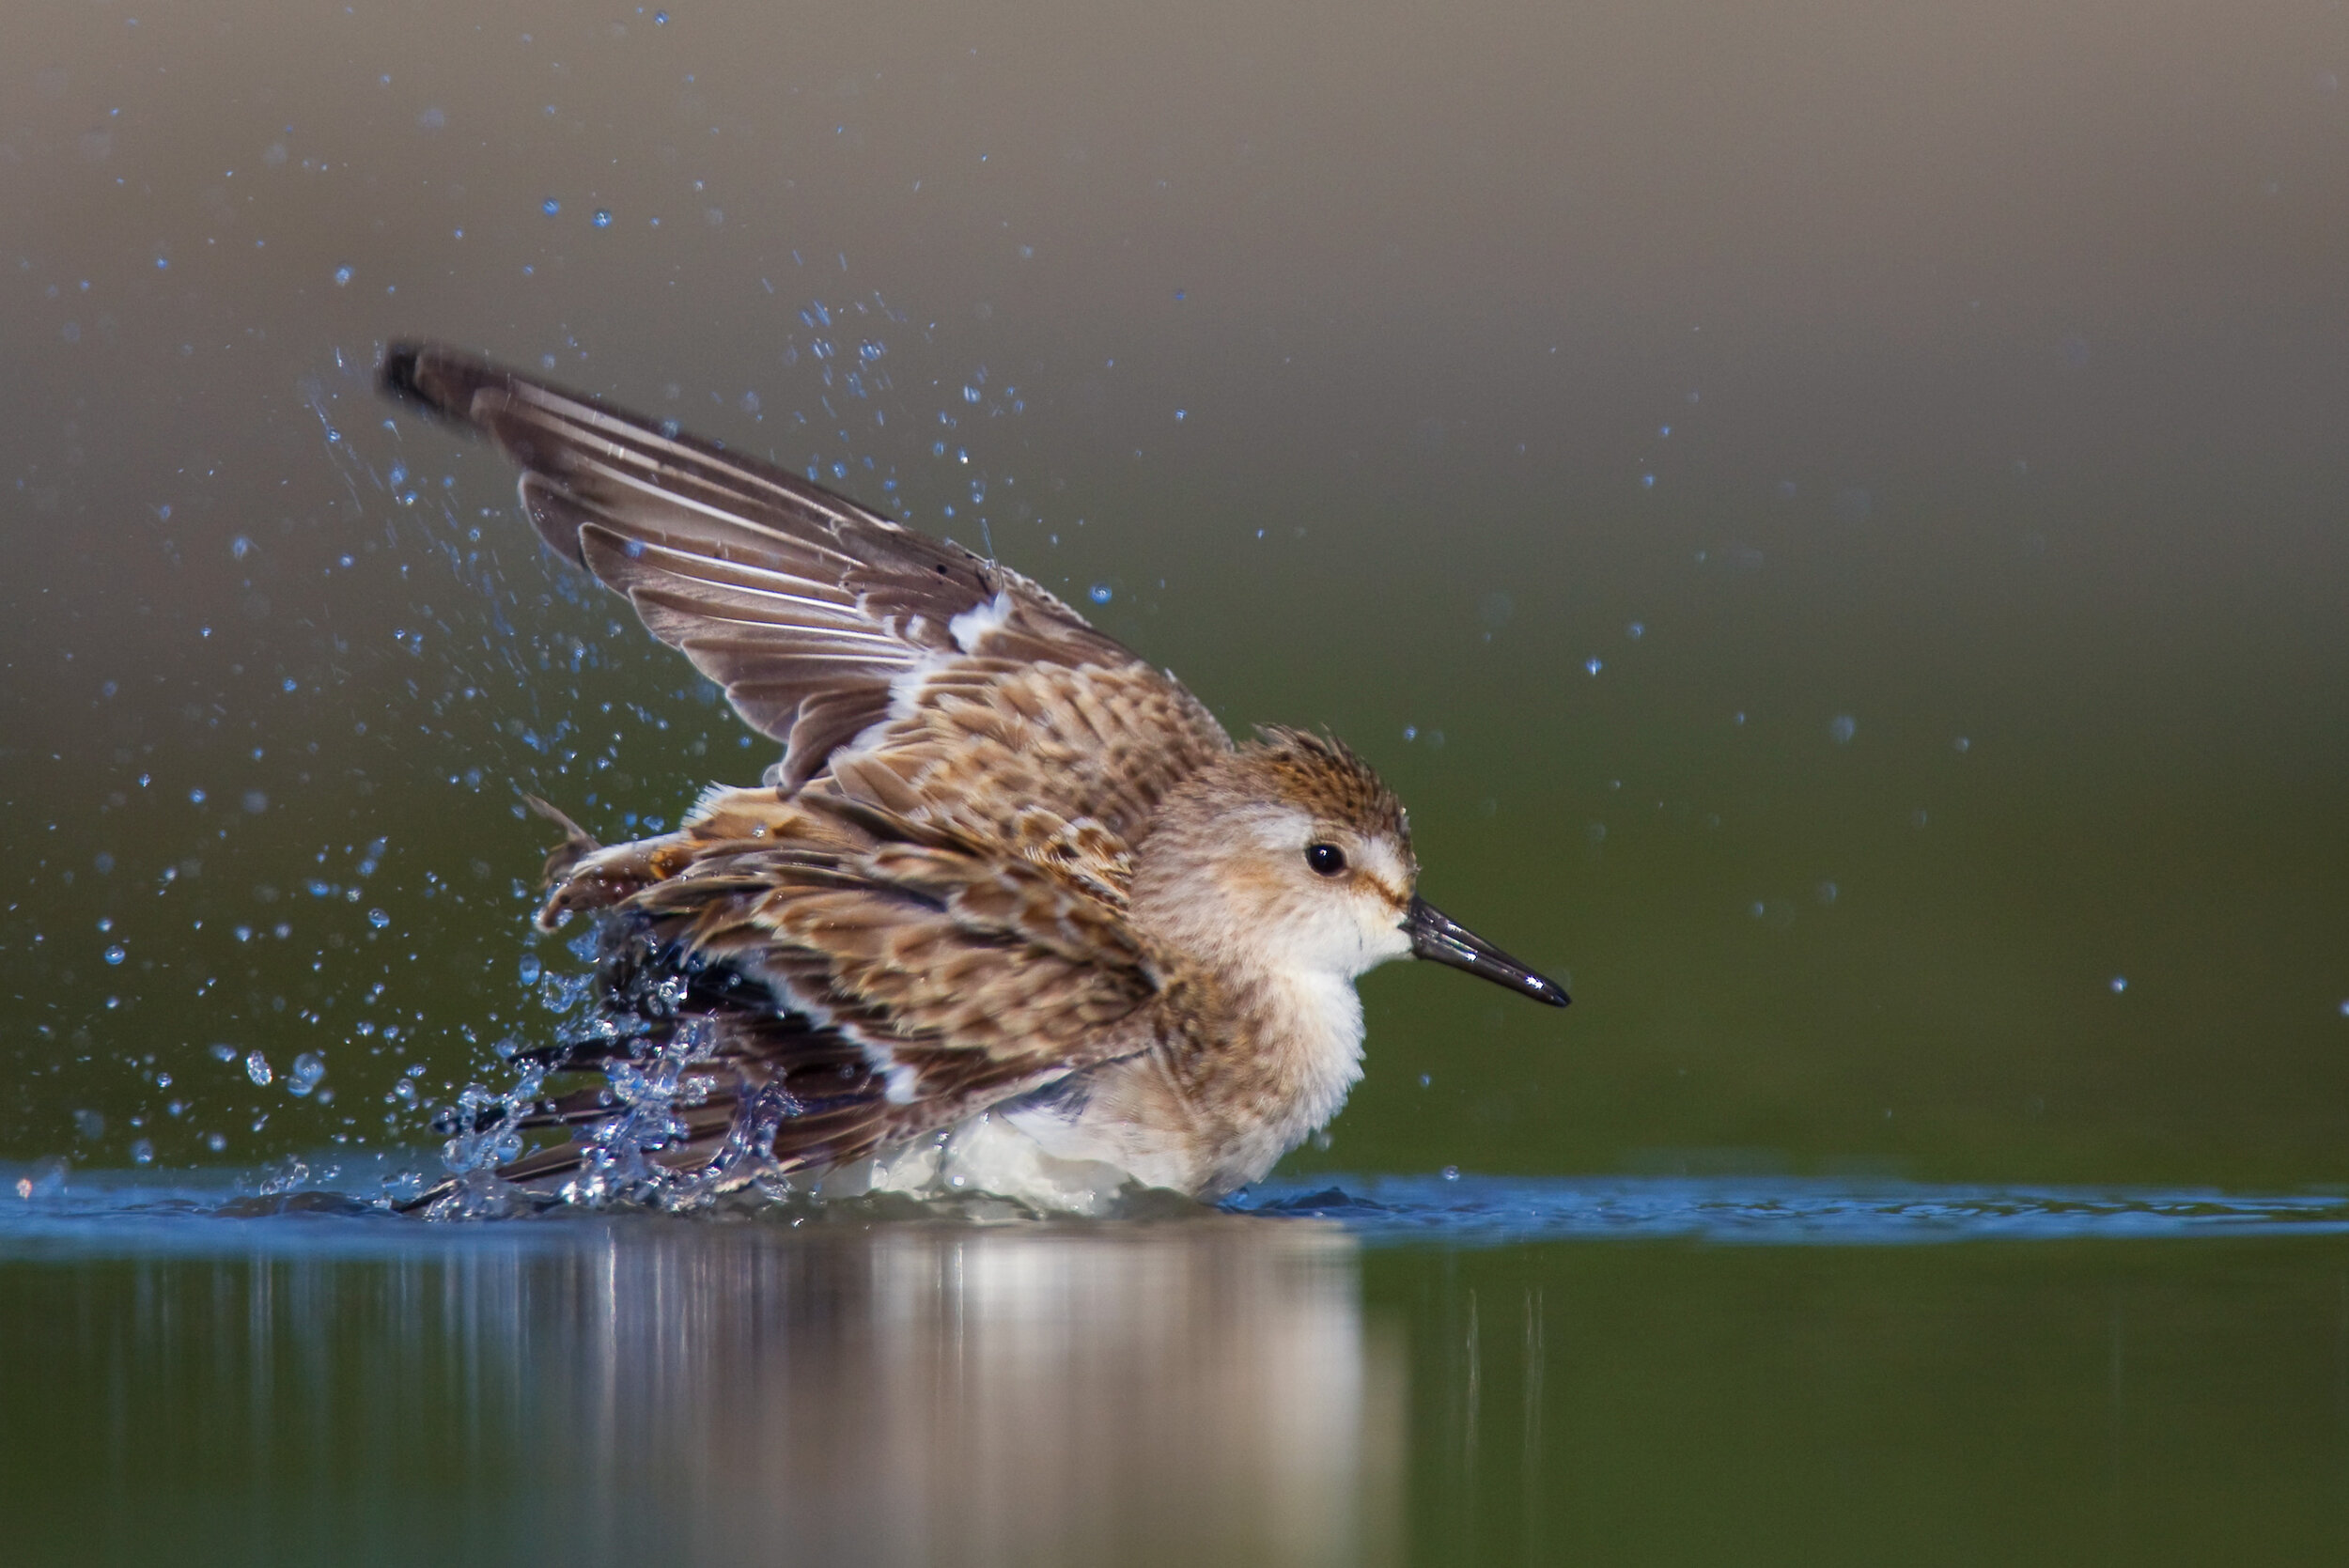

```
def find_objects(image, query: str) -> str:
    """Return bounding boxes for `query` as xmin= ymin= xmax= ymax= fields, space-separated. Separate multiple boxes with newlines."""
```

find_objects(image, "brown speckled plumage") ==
xmin=383 ymin=345 xmax=1565 ymax=1210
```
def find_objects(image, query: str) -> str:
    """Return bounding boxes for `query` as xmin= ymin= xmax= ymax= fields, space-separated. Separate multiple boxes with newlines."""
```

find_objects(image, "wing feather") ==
xmin=547 ymin=790 xmax=1159 ymax=1110
xmin=382 ymin=343 xmax=1225 ymax=798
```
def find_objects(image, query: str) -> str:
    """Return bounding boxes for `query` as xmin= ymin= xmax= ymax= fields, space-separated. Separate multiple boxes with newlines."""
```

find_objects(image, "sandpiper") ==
xmin=382 ymin=345 xmax=1566 ymax=1213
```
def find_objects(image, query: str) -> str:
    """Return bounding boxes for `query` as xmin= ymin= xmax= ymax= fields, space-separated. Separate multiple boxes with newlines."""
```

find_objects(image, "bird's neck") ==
xmin=1141 ymin=926 xmax=1373 ymax=1189
xmin=1237 ymin=962 xmax=1370 ymax=1131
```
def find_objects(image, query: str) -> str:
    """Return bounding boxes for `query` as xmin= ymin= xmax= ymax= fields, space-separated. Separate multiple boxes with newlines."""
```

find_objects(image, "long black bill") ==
xmin=1405 ymin=896 xmax=1570 ymax=1007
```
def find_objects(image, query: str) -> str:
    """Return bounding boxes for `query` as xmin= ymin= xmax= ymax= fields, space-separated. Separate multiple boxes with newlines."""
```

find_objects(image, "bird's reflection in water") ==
xmin=525 ymin=1216 xmax=1397 ymax=1565
xmin=74 ymin=1212 xmax=1397 ymax=1566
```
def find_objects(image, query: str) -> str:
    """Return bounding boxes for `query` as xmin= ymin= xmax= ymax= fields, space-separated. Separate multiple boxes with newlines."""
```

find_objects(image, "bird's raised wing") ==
xmin=381 ymin=343 xmax=1229 ymax=823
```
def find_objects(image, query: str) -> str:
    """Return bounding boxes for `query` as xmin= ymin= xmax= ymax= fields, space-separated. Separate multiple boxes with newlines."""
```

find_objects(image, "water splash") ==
xmin=418 ymin=941 xmax=763 ymax=1217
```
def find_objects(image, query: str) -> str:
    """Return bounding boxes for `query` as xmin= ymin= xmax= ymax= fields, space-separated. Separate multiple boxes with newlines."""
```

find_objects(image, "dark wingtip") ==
xmin=379 ymin=340 xmax=442 ymax=411
xmin=377 ymin=340 xmax=503 ymax=429
xmin=380 ymin=339 xmax=420 ymax=393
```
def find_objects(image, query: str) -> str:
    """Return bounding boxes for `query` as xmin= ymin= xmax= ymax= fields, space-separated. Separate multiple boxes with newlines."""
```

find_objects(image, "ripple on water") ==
xmin=1235 ymin=1174 xmax=2349 ymax=1247
xmin=5 ymin=1170 xmax=2349 ymax=1257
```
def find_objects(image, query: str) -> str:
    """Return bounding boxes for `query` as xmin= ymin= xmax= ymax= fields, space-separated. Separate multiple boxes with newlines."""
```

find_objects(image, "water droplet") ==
xmin=1626 ymin=621 xmax=1644 ymax=639
xmin=1954 ymin=737 xmax=1971 ymax=753
xmin=1440 ymin=1165 xmax=1460 ymax=1181
xmin=367 ymin=908 xmax=390 ymax=929
xmin=1828 ymin=714 xmax=1857 ymax=744
xmin=2110 ymin=976 xmax=2128 ymax=993
xmin=1585 ymin=658 xmax=1603 ymax=675
xmin=654 ymin=8 xmax=669 ymax=22
xmin=333 ymin=265 xmax=352 ymax=287
xmin=245 ymin=1050 xmax=272 ymax=1086
xmin=242 ymin=790 xmax=269 ymax=815
xmin=288 ymin=1052 xmax=326 ymax=1096
xmin=204 ymin=1131 xmax=226 ymax=1152
xmin=1088 ymin=583 xmax=1112 ymax=604
xmin=102 ymin=944 xmax=125 ymax=965
xmin=1174 ymin=409 xmax=1187 ymax=421
xmin=591 ymin=209 xmax=613 ymax=228
xmin=210 ymin=1044 xmax=237 ymax=1063
xmin=541 ymin=197 xmax=560 ymax=215
xmin=519 ymin=954 xmax=542 ymax=985
xmin=130 ymin=1139 xmax=154 ymax=1165
xmin=230 ymin=536 xmax=252 ymax=560
xmin=189 ymin=788 xmax=207 ymax=805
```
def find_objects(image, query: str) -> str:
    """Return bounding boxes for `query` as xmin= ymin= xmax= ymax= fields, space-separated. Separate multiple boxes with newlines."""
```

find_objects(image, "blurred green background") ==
xmin=4 ymin=0 xmax=2347 ymax=1187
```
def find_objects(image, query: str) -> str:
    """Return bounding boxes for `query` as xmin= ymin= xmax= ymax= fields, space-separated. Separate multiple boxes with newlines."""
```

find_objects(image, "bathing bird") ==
xmin=381 ymin=345 xmax=1566 ymax=1213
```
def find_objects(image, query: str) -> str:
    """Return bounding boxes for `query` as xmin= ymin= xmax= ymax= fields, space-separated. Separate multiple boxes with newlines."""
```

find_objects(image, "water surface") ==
xmin=8 ymin=1173 xmax=2349 ymax=1565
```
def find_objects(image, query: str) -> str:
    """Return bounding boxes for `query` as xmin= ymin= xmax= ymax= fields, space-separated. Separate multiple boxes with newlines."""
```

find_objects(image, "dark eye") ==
xmin=1305 ymin=843 xmax=1347 ymax=877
